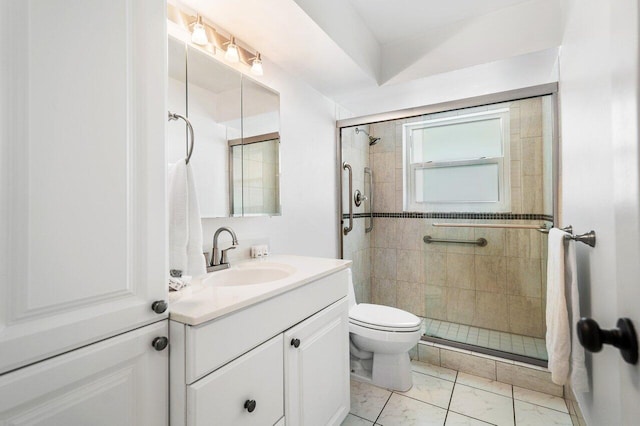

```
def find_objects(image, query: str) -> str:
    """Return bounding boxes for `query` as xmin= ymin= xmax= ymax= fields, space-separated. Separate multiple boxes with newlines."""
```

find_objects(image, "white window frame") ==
xmin=403 ymin=108 xmax=511 ymax=212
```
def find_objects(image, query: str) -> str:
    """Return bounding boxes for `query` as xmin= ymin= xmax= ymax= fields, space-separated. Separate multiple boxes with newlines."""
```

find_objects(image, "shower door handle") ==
xmin=343 ymin=162 xmax=353 ymax=235
xmin=364 ymin=167 xmax=373 ymax=233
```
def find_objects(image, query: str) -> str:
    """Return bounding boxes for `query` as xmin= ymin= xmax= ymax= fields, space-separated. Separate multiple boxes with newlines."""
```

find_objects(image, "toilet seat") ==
xmin=349 ymin=303 xmax=421 ymax=332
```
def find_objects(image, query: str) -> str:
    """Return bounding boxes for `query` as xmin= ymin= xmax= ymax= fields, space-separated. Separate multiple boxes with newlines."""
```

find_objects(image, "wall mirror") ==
xmin=168 ymin=35 xmax=281 ymax=217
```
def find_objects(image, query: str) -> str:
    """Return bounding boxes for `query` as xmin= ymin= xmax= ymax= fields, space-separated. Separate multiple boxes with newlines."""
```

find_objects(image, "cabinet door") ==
xmin=0 ymin=320 xmax=168 ymax=425
xmin=0 ymin=0 xmax=167 ymax=374
xmin=284 ymin=298 xmax=350 ymax=426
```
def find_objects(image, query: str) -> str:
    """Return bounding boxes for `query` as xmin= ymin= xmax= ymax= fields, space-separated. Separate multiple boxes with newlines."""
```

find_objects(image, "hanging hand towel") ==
xmin=168 ymin=159 xmax=206 ymax=277
xmin=545 ymin=228 xmax=589 ymax=392
xmin=546 ymin=228 xmax=571 ymax=385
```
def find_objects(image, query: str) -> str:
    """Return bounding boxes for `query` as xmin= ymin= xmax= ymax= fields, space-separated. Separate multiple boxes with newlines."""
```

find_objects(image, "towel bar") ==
xmin=539 ymin=225 xmax=597 ymax=247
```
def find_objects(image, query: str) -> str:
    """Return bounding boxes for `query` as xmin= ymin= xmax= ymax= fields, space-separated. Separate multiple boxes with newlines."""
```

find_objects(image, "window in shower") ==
xmin=404 ymin=108 xmax=511 ymax=212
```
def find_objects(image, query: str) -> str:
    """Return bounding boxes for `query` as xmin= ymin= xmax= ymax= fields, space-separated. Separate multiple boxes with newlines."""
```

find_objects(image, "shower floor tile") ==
xmin=421 ymin=318 xmax=549 ymax=361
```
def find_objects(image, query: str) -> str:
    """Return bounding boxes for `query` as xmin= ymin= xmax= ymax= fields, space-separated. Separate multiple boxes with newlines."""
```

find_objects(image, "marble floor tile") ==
xmin=399 ymin=371 xmax=455 ymax=409
xmin=350 ymin=380 xmax=392 ymax=422
xmin=411 ymin=360 xmax=457 ymax=382
xmin=514 ymin=400 xmax=573 ymax=425
xmin=445 ymin=411 xmax=494 ymax=425
xmin=513 ymin=386 xmax=568 ymax=413
xmin=456 ymin=372 xmax=513 ymax=397
xmin=341 ymin=413 xmax=375 ymax=426
xmin=377 ymin=393 xmax=447 ymax=426
xmin=449 ymin=384 xmax=514 ymax=426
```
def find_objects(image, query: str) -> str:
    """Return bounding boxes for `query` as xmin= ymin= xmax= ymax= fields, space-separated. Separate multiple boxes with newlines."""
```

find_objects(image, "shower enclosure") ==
xmin=339 ymin=85 xmax=558 ymax=365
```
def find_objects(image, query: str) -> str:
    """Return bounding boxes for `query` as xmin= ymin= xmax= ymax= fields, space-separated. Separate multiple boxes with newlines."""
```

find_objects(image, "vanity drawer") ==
xmin=187 ymin=334 xmax=284 ymax=426
xmin=186 ymin=269 xmax=347 ymax=383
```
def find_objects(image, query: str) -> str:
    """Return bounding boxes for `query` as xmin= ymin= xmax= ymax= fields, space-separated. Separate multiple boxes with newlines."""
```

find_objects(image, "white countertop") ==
xmin=168 ymin=255 xmax=351 ymax=325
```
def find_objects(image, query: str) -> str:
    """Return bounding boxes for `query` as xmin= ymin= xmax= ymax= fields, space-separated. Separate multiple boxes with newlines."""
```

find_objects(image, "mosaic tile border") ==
xmin=342 ymin=212 xmax=554 ymax=221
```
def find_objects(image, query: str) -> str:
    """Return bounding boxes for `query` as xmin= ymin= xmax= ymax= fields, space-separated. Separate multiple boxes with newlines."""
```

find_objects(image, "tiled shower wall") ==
xmin=343 ymin=97 xmax=552 ymax=340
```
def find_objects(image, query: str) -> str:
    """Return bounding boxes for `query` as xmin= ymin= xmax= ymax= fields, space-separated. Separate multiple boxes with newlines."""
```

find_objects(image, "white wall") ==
xmin=335 ymin=48 xmax=560 ymax=118
xmin=336 ymin=48 xmax=558 ymax=119
xmin=202 ymin=60 xmax=340 ymax=259
xmin=559 ymin=0 xmax=640 ymax=424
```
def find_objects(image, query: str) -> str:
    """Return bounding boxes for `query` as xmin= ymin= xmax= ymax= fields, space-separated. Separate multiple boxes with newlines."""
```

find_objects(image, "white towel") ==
xmin=545 ymin=228 xmax=589 ymax=392
xmin=168 ymin=159 xmax=206 ymax=277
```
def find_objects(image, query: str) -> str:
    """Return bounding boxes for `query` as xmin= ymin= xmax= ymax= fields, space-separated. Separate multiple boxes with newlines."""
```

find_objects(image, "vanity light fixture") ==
xmin=191 ymin=15 xmax=208 ymax=46
xmin=251 ymin=53 xmax=263 ymax=76
xmin=168 ymin=3 xmax=264 ymax=74
xmin=225 ymin=36 xmax=240 ymax=63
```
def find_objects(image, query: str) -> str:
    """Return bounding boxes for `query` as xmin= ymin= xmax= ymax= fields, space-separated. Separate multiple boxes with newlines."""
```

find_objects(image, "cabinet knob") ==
xmin=244 ymin=399 xmax=256 ymax=413
xmin=152 ymin=336 xmax=169 ymax=351
xmin=577 ymin=317 xmax=638 ymax=364
xmin=151 ymin=300 xmax=168 ymax=314
xmin=290 ymin=338 xmax=301 ymax=348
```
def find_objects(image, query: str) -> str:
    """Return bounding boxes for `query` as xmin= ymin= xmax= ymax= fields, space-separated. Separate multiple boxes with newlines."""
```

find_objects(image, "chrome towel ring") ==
xmin=168 ymin=111 xmax=194 ymax=164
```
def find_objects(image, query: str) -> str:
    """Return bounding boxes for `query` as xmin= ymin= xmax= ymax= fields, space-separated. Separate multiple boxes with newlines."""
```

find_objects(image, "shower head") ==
xmin=355 ymin=127 xmax=381 ymax=146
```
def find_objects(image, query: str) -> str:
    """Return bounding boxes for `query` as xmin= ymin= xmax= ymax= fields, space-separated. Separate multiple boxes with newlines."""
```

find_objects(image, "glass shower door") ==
xmin=341 ymin=126 xmax=373 ymax=304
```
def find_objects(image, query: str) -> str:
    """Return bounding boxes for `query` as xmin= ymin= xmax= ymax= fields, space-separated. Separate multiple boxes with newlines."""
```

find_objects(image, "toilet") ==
xmin=348 ymin=271 xmax=421 ymax=391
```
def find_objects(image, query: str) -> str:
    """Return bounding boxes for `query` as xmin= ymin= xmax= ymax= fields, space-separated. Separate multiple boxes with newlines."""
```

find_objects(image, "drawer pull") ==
xmin=244 ymin=399 xmax=257 ymax=413
xmin=152 ymin=336 xmax=169 ymax=351
xmin=290 ymin=338 xmax=301 ymax=348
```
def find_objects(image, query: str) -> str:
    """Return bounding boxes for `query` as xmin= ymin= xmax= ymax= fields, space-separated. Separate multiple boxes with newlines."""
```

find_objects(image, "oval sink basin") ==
xmin=206 ymin=262 xmax=296 ymax=286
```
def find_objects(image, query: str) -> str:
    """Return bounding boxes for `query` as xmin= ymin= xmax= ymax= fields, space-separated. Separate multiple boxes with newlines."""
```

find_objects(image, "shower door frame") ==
xmin=336 ymin=83 xmax=560 ymax=367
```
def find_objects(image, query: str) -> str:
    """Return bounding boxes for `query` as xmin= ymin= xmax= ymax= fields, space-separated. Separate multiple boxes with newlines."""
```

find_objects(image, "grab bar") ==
xmin=168 ymin=111 xmax=195 ymax=164
xmin=343 ymin=162 xmax=353 ymax=235
xmin=364 ymin=167 xmax=373 ymax=233
xmin=423 ymin=235 xmax=488 ymax=247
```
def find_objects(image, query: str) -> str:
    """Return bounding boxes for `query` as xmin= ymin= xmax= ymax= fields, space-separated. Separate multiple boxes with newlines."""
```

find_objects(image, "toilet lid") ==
xmin=349 ymin=303 xmax=421 ymax=331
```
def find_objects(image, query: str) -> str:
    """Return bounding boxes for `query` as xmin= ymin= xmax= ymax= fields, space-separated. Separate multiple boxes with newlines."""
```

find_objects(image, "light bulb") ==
xmin=251 ymin=54 xmax=263 ymax=76
xmin=191 ymin=16 xmax=208 ymax=45
xmin=225 ymin=37 xmax=240 ymax=63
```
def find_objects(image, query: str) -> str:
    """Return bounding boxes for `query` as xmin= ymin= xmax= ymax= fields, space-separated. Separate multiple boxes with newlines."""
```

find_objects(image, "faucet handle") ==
xmin=220 ymin=246 xmax=237 ymax=264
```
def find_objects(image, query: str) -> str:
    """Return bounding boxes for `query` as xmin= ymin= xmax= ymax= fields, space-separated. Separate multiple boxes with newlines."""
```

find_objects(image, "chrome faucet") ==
xmin=208 ymin=226 xmax=239 ymax=272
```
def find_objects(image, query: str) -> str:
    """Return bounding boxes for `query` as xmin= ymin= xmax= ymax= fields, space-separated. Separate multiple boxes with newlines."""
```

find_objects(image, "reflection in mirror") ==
xmin=167 ymin=35 xmax=281 ymax=218
xmin=168 ymin=38 xmax=242 ymax=218
xmin=239 ymin=74 xmax=281 ymax=216
xmin=230 ymin=133 xmax=280 ymax=216
xmin=168 ymin=36 xmax=187 ymax=157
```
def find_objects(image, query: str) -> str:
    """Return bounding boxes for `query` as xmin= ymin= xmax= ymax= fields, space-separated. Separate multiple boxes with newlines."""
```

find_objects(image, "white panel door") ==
xmin=284 ymin=298 xmax=350 ymax=426
xmin=0 ymin=320 xmax=168 ymax=425
xmin=559 ymin=1 xmax=640 ymax=424
xmin=0 ymin=0 xmax=167 ymax=374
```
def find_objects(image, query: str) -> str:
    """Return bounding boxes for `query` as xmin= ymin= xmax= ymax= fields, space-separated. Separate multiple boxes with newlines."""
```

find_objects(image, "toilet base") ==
xmin=350 ymin=352 xmax=413 ymax=391
xmin=372 ymin=352 xmax=413 ymax=391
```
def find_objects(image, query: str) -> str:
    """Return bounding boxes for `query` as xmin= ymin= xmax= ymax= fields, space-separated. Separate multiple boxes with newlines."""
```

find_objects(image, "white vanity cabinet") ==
xmin=0 ymin=0 xmax=168 ymax=375
xmin=169 ymin=264 xmax=351 ymax=426
xmin=0 ymin=0 xmax=169 ymax=424
xmin=0 ymin=321 xmax=168 ymax=425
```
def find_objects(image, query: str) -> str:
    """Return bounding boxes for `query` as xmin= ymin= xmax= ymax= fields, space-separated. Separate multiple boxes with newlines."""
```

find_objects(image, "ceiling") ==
xmin=176 ymin=0 xmax=568 ymax=111
xmin=346 ymin=0 xmax=532 ymax=45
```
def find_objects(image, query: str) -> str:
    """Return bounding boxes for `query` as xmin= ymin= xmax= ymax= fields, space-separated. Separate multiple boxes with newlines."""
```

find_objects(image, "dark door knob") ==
xmin=290 ymin=338 xmax=301 ymax=348
xmin=577 ymin=317 xmax=638 ymax=364
xmin=152 ymin=336 xmax=169 ymax=351
xmin=244 ymin=399 xmax=256 ymax=413
xmin=151 ymin=300 xmax=168 ymax=314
